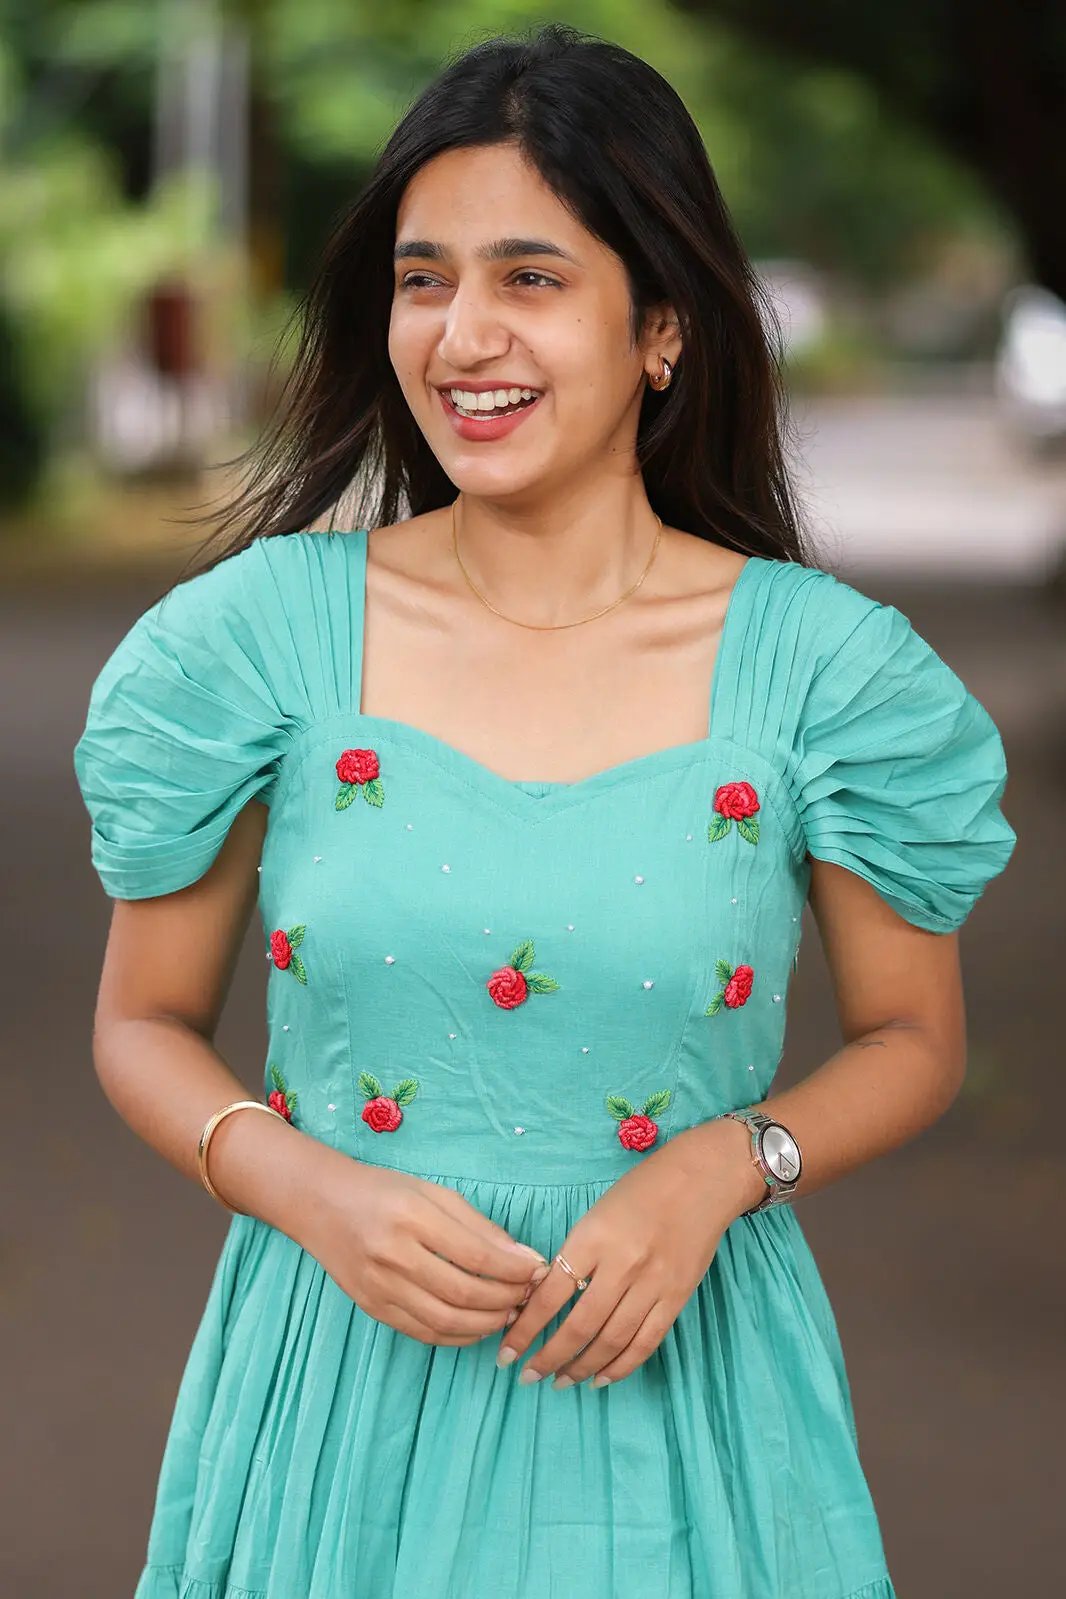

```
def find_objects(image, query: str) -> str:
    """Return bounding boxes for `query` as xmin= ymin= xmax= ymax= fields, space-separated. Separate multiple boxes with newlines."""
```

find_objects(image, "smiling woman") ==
xmin=71 ymin=19 xmax=1015 ymax=1599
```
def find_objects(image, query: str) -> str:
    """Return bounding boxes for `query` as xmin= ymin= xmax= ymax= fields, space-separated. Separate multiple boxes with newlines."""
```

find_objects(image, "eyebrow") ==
xmin=393 ymin=236 xmax=580 ymax=265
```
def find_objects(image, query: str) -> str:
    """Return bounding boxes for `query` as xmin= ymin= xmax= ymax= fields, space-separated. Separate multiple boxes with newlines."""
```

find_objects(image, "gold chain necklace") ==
xmin=450 ymin=497 xmax=662 ymax=631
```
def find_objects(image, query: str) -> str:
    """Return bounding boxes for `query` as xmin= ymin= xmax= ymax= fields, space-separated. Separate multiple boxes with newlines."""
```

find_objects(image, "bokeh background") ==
xmin=3 ymin=2 xmax=1063 ymax=1593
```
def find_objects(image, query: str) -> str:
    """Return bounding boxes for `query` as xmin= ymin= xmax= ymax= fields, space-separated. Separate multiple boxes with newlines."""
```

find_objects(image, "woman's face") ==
xmin=388 ymin=140 xmax=676 ymax=504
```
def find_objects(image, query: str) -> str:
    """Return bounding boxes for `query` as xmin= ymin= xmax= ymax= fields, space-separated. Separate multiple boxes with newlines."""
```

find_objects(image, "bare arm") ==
xmin=674 ymin=856 xmax=969 ymax=1213
xmin=90 ymin=799 xmax=336 ymax=1239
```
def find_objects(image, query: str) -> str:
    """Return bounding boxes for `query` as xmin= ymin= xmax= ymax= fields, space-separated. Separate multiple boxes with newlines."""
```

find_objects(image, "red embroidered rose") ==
xmin=488 ymin=966 xmax=528 ymax=1008
xmin=357 ymin=1071 xmax=418 ymax=1132
xmin=714 ymin=781 xmax=760 ymax=820
xmin=724 ymin=964 xmax=755 ymax=1008
xmin=362 ymin=1095 xmax=403 ymax=1132
xmin=606 ymin=1088 xmax=672 ymax=1151
xmin=706 ymin=959 xmax=754 ymax=1015
xmin=487 ymin=939 xmax=559 ymax=1008
xmin=618 ymin=1113 xmax=659 ymax=1151
xmin=266 ymin=1064 xmax=297 ymax=1123
xmin=708 ymin=781 xmax=760 ymax=845
xmin=336 ymin=747 xmax=384 ymax=811
xmin=269 ymin=924 xmax=307 ymax=984
xmin=337 ymin=747 xmax=379 ymax=785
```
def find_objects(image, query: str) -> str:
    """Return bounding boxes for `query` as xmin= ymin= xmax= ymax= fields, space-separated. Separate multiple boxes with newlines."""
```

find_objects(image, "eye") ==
xmin=512 ymin=271 xmax=560 ymax=289
xmin=398 ymin=273 xmax=441 ymax=290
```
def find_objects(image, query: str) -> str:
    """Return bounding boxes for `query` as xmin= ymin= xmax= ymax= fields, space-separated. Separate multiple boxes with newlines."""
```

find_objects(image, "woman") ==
xmin=73 ymin=23 xmax=1016 ymax=1599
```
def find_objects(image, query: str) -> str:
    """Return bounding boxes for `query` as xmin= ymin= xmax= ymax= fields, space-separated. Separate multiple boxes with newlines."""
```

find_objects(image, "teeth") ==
xmin=449 ymin=386 xmax=538 ymax=415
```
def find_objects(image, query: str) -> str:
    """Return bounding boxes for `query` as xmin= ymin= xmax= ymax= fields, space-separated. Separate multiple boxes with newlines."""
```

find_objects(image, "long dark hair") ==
xmin=172 ymin=22 xmax=816 ymax=585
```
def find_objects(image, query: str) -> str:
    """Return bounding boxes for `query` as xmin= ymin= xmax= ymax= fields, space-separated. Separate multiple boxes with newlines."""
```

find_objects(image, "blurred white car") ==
xmin=994 ymin=284 xmax=1066 ymax=453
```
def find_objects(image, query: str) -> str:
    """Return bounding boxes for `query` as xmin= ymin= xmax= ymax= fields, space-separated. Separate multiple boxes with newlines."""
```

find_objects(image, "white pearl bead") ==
xmin=731 ymin=897 xmax=738 ymax=905
xmin=327 ymin=1103 xmax=336 ymax=1112
xmin=685 ymin=833 xmax=693 ymax=841
xmin=483 ymin=928 xmax=492 ymax=935
xmin=748 ymin=1064 xmax=755 ymax=1072
xmin=514 ymin=1126 xmax=525 ymax=1136
xmin=282 ymin=1025 xmax=289 ymax=1032
xmin=634 ymin=874 xmax=644 ymax=884
xmin=406 ymin=823 xmax=413 ymax=830
xmin=566 ymin=923 xmax=575 ymax=931
xmin=313 ymin=855 xmax=322 ymax=863
xmin=448 ymin=1032 xmax=457 ymax=1040
xmin=256 ymin=865 xmax=262 ymax=873
xmin=772 ymin=993 xmax=782 ymax=1003
xmin=384 ymin=955 xmax=395 ymax=965
xmin=441 ymin=864 xmax=451 ymax=873
xmin=642 ymin=980 xmax=654 ymax=990
xmin=581 ymin=1046 xmax=590 ymax=1054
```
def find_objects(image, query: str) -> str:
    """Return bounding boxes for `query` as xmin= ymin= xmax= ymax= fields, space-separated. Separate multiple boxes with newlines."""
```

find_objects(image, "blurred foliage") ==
xmin=1 ymin=0 xmax=1014 ymax=515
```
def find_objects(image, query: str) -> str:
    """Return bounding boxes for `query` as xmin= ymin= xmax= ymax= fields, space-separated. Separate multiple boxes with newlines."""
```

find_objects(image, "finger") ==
xmin=495 ymin=1253 xmax=595 ymax=1369
xmin=409 ymin=1242 xmax=553 ymax=1314
xmin=381 ymin=1298 xmax=491 ymax=1347
xmin=512 ymin=1271 xmax=630 ymax=1384
xmin=389 ymin=1277 xmax=529 ymax=1343
xmin=552 ymin=1283 xmax=654 ymax=1384
xmin=582 ymin=1298 xmax=677 ymax=1387
xmin=424 ymin=1188 xmax=548 ymax=1284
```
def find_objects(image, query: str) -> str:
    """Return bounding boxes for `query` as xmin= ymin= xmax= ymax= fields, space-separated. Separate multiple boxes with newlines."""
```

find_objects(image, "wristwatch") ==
xmin=724 ymin=1107 xmax=802 ymax=1215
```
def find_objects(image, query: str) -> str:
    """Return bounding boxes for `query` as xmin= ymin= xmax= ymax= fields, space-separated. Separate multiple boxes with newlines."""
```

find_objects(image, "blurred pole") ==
xmin=128 ymin=0 xmax=252 ymax=472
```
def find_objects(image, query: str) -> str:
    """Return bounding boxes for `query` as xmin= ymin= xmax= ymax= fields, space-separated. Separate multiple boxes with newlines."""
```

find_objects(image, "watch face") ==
xmin=759 ymin=1123 xmax=801 ymax=1183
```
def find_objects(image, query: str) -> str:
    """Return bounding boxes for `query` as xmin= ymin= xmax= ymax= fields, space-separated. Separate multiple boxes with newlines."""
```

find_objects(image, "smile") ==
xmin=438 ymin=387 xmax=543 ymax=442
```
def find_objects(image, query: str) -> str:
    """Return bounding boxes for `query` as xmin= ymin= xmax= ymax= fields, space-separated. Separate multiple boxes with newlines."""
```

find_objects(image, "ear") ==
xmin=639 ymin=302 xmax=683 ymax=368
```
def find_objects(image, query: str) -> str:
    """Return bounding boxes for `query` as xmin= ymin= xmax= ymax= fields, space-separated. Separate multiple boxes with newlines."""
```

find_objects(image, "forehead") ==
xmin=395 ymin=143 xmax=584 ymax=246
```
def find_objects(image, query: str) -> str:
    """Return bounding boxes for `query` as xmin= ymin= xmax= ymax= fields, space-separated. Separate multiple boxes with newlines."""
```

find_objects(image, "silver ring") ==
xmin=553 ymin=1251 xmax=589 ymax=1291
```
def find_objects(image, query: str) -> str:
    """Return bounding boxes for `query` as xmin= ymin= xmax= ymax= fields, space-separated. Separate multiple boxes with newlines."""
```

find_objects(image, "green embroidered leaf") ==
xmin=707 ymin=814 xmax=732 ymax=842
xmin=525 ymin=972 xmax=560 ymax=993
xmin=335 ymin=784 xmax=358 ymax=810
xmin=705 ymin=992 xmax=724 ymax=1016
xmin=737 ymin=817 xmax=760 ymax=845
xmin=510 ymin=939 xmax=535 ymax=973
xmin=606 ymin=1094 xmax=635 ymax=1120
xmin=286 ymin=1090 xmax=298 ymax=1113
xmin=358 ymin=1071 xmax=383 ymax=1099
xmin=269 ymin=1063 xmax=285 ymax=1093
xmin=289 ymin=952 xmax=308 ymax=985
xmin=715 ymin=959 xmax=733 ymax=986
xmin=392 ymin=1077 xmax=419 ymax=1106
xmin=288 ymin=925 xmax=306 ymax=949
xmin=363 ymin=777 xmax=385 ymax=808
xmin=642 ymin=1089 xmax=672 ymax=1118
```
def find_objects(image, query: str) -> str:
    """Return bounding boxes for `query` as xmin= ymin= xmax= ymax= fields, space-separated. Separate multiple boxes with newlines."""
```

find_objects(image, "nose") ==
xmin=436 ymin=284 xmax=511 ymax=370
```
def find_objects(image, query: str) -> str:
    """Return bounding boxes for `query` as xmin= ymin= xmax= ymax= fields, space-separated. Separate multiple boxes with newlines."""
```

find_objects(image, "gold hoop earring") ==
xmin=649 ymin=356 xmax=673 ymax=391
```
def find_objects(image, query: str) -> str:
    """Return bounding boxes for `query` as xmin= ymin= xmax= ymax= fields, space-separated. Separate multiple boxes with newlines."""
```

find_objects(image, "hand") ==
xmin=496 ymin=1121 xmax=753 ymax=1387
xmin=298 ymin=1150 xmax=551 ymax=1345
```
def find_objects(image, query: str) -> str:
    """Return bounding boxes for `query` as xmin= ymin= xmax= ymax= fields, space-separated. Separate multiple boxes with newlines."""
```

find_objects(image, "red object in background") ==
xmin=144 ymin=280 xmax=199 ymax=378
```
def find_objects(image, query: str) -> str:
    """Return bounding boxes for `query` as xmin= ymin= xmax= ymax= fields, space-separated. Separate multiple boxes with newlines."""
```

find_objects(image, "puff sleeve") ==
xmin=787 ymin=596 xmax=1017 ymax=933
xmin=72 ymin=542 xmax=293 ymax=900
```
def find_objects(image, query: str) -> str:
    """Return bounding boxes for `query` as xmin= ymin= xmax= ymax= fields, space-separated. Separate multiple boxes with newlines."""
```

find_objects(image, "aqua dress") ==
xmin=72 ymin=528 xmax=1016 ymax=1599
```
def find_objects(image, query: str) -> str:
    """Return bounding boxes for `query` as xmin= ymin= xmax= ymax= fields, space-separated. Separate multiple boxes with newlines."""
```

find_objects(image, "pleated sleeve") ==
xmin=786 ymin=593 xmax=1017 ymax=933
xmin=72 ymin=541 xmax=295 ymax=900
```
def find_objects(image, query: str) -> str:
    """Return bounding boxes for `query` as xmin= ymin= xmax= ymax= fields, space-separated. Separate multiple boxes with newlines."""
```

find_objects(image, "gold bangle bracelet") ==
xmin=197 ymin=1099 xmax=289 ymax=1216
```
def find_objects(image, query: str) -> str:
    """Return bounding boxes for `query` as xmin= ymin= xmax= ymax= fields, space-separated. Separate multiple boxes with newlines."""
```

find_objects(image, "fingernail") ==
xmin=496 ymin=1346 xmax=518 ymax=1368
xmin=518 ymin=1366 xmax=543 ymax=1385
xmin=529 ymin=1263 xmax=552 ymax=1285
xmin=515 ymin=1245 xmax=548 ymax=1263
xmin=552 ymin=1375 xmax=575 ymax=1390
xmin=591 ymin=1374 xmax=611 ymax=1388
xmin=504 ymin=1307 xmax=519 ymax=1326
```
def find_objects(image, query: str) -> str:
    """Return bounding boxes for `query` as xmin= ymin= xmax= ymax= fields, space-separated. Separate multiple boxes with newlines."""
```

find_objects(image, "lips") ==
xmin=438 ymin=387 xmax=543 ymax=442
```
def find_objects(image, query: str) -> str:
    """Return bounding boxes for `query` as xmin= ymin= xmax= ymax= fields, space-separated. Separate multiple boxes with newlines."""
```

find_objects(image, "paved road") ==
xmin=2 ymin=549 xmax=1062 ymax=1596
